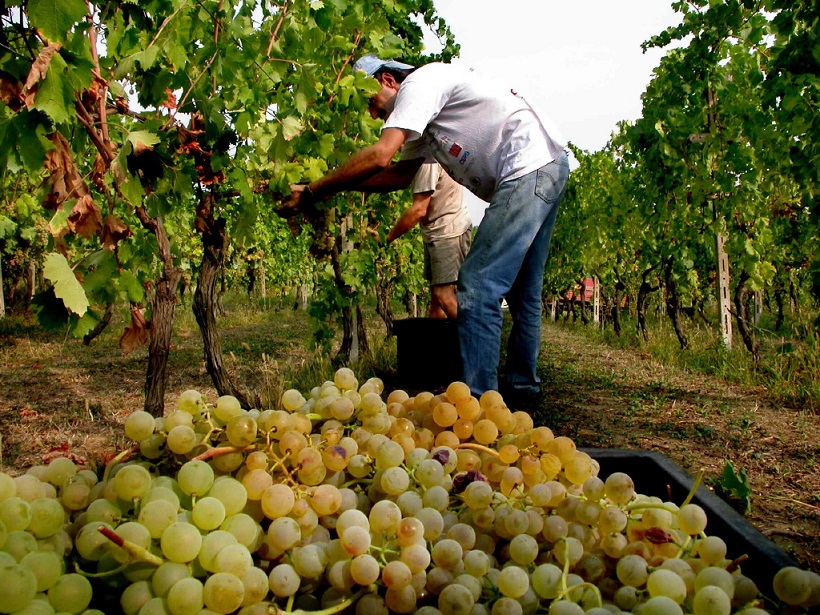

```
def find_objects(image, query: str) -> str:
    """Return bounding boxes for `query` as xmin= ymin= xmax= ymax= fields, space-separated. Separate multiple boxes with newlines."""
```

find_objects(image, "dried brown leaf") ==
xmin=22 ymin=42 xmax=62 ymax=109
xmin=100 ymin=214 xmax=132 ymax=250
xmin=119 ymin=308 xmax=148 ymax=355
xmin=68 ymin=194 xmax=103 ymax=238
xmin=42 ymin=132 xmax=89 ymax=210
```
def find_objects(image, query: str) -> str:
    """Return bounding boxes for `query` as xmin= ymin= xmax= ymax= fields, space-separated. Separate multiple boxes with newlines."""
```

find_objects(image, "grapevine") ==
xmin=0 ymin=368 xmax=818 ymax=615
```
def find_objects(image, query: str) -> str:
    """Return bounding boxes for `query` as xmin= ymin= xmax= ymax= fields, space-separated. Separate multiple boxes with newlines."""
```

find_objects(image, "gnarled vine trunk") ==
xmin=579 ymin=279 xmax=590 ymax=326
xmin=637 ymin=267 xmax=658 ymax=341
xmin=82 ymin=302 xmax=115 ymax=345
xmin=375 ymin=277 xmax=394 ymax=336
xmin=612 ymin=274 xmax=626 ymax=337
xmin=135 ymin=209 xmax=183 ymax=417
xmin=664 ymin=262 xmax=688 ymax=350
xmin=733 ymin=272 xmax=759 ymax=361
xmin=192 ymin=205 xmax=253 ymax=408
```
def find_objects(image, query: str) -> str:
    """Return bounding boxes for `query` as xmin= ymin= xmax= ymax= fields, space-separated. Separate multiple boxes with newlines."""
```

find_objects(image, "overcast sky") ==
xmin=420 ymin=0 xmax=682 ymax=220
xmin=424 ymin=0 xmax=682 ymax=153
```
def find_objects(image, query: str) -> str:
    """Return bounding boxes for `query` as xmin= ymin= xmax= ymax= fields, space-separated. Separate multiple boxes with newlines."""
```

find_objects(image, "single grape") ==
xmin=47 ymin=573 xmax=93 ymax=614
xmin=125 ymin=410 xmax=157 ymax=441
xmin=176 ymin=389 xmax=204 ymax=414
xmin=269 ymin=563 xmax=300 ymax=597
xmin=176 ymin=460 xmax=214 ymax=497
xmin=167 ymin=425 xmax=198 ymax=455
xmin=214 ymin=395 xmax=243 ymax=422
xmin=203 ymin=571 xmax=245 ymax=614
xmin=191 ymin=496 xmax=227 ymax=531
xmin=112 ymin=464 xmax=153 ymax=501
xmin=497 ymin=565 xmax=530 ymax=599
xmin=0 ymin=564 xmax=38 ymax=613
xmin=438 ymin=583 xmax=475 ymax=615
xmin=773 ymin=566 xmax=812 ymax=606
xmin=160 ymin=521 xmax=203 ymax=563
xmin=214 ymin=543 xmax=254 ymax=577
xmin=692 ymin=585 xmax=731 ymax=615
xmin=226 ymin=414 xmax=258 ymax=447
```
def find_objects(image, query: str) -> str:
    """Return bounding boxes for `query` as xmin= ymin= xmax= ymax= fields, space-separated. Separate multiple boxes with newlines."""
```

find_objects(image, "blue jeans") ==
xmin=457 ymin=151 xmax=569 ymax=396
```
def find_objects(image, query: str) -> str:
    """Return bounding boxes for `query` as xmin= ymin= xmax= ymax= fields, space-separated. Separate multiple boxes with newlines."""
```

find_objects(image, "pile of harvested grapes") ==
xmin=1 ymin=368 xmax=818 ymax=615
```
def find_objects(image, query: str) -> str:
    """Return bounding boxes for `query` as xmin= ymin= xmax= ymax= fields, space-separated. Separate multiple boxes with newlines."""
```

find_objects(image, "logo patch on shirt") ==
xmin=448 ymin=143 xmax=462 ymax=157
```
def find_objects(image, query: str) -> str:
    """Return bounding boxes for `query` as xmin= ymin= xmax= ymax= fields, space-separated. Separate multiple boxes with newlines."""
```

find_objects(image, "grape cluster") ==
xmin=1 ymin=367 xmax=819 ymax=615
xmin=0 ymin=459 xmax=98 ymax=614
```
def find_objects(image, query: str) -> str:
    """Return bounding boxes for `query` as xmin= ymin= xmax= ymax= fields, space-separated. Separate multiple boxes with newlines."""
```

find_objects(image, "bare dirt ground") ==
xmin=1 ymin=315 xmax=817 ymax=575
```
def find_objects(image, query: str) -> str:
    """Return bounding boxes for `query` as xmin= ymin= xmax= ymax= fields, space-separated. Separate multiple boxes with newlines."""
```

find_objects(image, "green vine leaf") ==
xmin=43 ymin=252 xmax=89 ymax=317
xmin=28 ymin=0 xmax=87 ymax=43
xmin=715 ymin=460 xmax=753 ymax=515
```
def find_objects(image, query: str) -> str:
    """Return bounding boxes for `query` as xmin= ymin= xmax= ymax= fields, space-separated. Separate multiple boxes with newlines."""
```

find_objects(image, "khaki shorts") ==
xmin=424 ymin=229 xmax=472 ymax=286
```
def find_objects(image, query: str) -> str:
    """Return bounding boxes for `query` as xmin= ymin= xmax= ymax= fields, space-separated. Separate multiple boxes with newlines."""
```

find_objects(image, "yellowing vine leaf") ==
xmin=43 ymin=252 xmax=89 ymax=317
xmin=126 ymin=130 xmax=161 ymax=155
xmin=280 ymin=116 xmax=304 ymax=141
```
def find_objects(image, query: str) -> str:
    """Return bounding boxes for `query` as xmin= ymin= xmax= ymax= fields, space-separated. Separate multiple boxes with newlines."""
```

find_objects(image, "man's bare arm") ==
xmin=387 ymin=191 xmax=432 ymax=243
xmin=280 ymin=128 xmax=412 ymax=212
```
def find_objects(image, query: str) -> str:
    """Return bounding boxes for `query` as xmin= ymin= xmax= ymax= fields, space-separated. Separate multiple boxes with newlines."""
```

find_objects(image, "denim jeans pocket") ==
xmin=534 ymin=157 xmax=569 ymax=206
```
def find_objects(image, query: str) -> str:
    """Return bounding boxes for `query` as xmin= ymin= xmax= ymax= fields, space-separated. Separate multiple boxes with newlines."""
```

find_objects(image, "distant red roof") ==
xmin=564 ymin=278 xmax=595 ymax=303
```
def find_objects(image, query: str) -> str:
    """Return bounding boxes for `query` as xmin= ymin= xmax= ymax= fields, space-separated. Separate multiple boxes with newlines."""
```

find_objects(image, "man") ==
xmin=387 ymin=160 xmax=472 ymax=319
xmin=280 ymin=54 xmax=570 ymax=398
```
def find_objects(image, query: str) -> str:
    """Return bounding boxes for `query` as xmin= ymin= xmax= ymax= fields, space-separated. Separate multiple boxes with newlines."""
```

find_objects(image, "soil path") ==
xmin=534 ymin=323 xmax=820 ymax=573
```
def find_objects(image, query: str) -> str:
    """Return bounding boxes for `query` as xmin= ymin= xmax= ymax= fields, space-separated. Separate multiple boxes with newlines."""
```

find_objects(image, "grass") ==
xmin=189 ymin=292 xmax=404 ymax=405
xmin=550 ymin=307 xmax=820 ymax=413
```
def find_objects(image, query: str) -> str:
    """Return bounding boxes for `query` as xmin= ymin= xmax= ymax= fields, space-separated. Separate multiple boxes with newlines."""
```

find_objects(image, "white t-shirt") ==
xmin=412 ymin=161 xmax=472 ymax=243
xmin=385 ymin=63 xmax=567 ymax=202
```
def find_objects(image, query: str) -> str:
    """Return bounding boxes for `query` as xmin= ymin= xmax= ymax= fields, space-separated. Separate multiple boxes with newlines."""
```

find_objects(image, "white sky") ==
xmin=420 ymin=0 xmax=682 ymax=222
xmin=425 ymin=0 xmax=682 ymax=153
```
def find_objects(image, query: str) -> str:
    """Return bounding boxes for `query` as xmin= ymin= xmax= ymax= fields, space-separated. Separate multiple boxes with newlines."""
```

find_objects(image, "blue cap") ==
xmin=353 ymin=54 xmax=415 ymax=76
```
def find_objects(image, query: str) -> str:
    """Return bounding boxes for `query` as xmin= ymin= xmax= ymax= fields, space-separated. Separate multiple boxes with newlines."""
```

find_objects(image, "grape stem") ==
xmin=453 ymin=442 xmax=500 ymax=457
xmin=340 ymin=478 xmax=373 ymax=489
xmin=624 ymin=502 xmax=679 ymax=515
xmin=681 ymin=469 xmax=705 ymax=507
xmin=558 ymin=538 xmax=571 ymax=595
xmin=97 ymin=525 xmax=164 ymax=567
xmin=102 ymin=445 xmax=139 ymax=482
xmin=74 ymin=560 xmax=131 ymax=578
xmin=268 ymin=446 xmax=300 ymax=487
xmin=726 ymin=553 xmax=749 ymax=573
xmin=193 ymin=445 xmax=254 ymax=461
xmin=276 ymin=587 xmax=368 ymax=615
xmin=555 ymin=538 xmax=603 ymax=607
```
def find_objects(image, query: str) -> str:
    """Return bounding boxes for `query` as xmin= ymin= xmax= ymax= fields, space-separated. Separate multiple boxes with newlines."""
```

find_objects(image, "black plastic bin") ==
xmin=393 ymin=318 xmax=462 ymax=389
xmin=584 ymin=448 xmax=799 ymax=599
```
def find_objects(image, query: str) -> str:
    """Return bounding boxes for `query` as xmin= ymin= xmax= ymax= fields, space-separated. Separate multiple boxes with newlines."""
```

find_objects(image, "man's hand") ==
xmin=277 ymin=184 xmax=311 ymax=218
xmin=277 ymin=184 xmax=322 ymax=236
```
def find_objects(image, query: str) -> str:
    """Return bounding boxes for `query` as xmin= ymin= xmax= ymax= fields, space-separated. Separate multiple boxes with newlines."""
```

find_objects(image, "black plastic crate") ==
xmin=393 ymin=318 xmax=462 ymax=390
xmin=584 ymin=448 xmax=799 ymax=598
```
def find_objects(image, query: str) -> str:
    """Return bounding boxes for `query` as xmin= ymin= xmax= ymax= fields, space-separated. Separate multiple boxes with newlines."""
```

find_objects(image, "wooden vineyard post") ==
xmin=716 ymin=233 xmax=733 ymax=349
xmin=593 ymin=276 xmax=601 ymax=326
xmin=0 ymin=255 xmax=5 ymax=319
xmin=754 ymin=290 xmax=763 ymax=325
